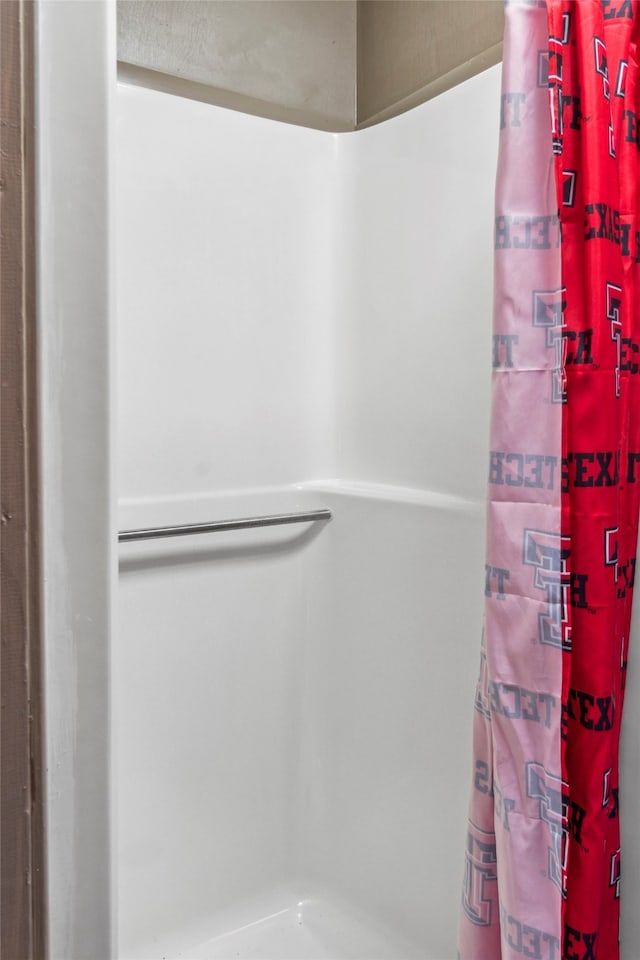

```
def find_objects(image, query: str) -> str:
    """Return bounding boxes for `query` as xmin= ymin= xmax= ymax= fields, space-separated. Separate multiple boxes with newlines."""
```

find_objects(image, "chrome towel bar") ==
xmin=118 ymin=508 xmax=332 ymax=543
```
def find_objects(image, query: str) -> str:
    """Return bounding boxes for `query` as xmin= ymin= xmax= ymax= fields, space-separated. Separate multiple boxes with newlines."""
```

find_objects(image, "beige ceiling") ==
xmin=117 ymin=0 xmax=504 ymax=132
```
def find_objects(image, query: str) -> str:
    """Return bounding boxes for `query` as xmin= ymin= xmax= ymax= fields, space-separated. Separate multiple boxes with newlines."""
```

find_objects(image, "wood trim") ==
xmin=0 ymin=2 xmax=47 ymax=958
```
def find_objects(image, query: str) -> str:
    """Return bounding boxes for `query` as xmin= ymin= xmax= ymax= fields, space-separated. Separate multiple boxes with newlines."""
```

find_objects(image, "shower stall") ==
xmin=114 ymin=67 xmax=497 ymax=959
xmin=35 ymin=7 xmax=640 ymax=956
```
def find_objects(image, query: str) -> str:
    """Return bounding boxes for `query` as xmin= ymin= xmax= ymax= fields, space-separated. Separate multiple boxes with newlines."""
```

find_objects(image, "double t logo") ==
xmin=524 ymin=529 xmax=572 ymax=651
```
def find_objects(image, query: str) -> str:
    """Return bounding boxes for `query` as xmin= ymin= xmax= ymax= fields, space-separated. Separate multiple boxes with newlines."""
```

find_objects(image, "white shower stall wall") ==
xmin=115 ymin=62 xmax=496 ymax=960
xmin=115 ymin=61 xmax=637 ymax=960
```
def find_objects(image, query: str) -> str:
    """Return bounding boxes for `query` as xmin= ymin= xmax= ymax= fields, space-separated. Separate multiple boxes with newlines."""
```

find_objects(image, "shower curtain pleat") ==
xmin=458 ymin=2 xmax=640 ymax=959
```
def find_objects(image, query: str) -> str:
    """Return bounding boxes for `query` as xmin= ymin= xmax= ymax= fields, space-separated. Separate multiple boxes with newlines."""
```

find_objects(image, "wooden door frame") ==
xmin=0 ymin=1 xmax=47 ymax=957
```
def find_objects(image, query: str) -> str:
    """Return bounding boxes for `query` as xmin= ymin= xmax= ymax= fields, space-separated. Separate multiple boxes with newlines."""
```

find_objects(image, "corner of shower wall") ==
xmin=292 ymin=64 xmax=504 ymax=954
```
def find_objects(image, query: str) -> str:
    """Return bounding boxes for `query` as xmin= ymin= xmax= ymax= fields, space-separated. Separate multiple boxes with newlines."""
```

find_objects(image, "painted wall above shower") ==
xmin=117 ymin=0 xmax=357 ymax=131
xmin=117 ymin=0 xmax=504 ymax=131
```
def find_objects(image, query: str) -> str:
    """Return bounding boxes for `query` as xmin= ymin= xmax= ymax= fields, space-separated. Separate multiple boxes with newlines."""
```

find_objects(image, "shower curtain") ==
xmin=459 ymin=2 xmax=640 ymax=959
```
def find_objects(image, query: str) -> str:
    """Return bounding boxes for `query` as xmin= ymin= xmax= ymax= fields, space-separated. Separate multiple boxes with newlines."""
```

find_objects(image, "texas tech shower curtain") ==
xmin=459 ymin=2 xmax=640 ymax=958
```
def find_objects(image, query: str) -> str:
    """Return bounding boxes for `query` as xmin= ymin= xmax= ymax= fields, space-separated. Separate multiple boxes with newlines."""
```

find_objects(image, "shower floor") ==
xmin=124 ymin=886 xmax=425 ymax=960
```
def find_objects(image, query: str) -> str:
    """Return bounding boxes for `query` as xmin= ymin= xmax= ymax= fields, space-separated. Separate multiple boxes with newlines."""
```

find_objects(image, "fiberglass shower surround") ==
xmin=115 ymin=25 xmax=640 ymax=960
xmin=116 ymin=68 xmax=495 ymax=960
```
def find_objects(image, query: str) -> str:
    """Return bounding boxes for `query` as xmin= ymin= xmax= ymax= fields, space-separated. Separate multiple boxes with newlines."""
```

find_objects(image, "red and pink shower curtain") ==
xmin=459 ymin=2 xmax=640 ymax=958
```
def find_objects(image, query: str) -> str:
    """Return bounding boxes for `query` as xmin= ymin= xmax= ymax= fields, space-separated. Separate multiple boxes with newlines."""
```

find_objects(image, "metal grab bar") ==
xmin=118 ymin=508 xmax=332 ymax=543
